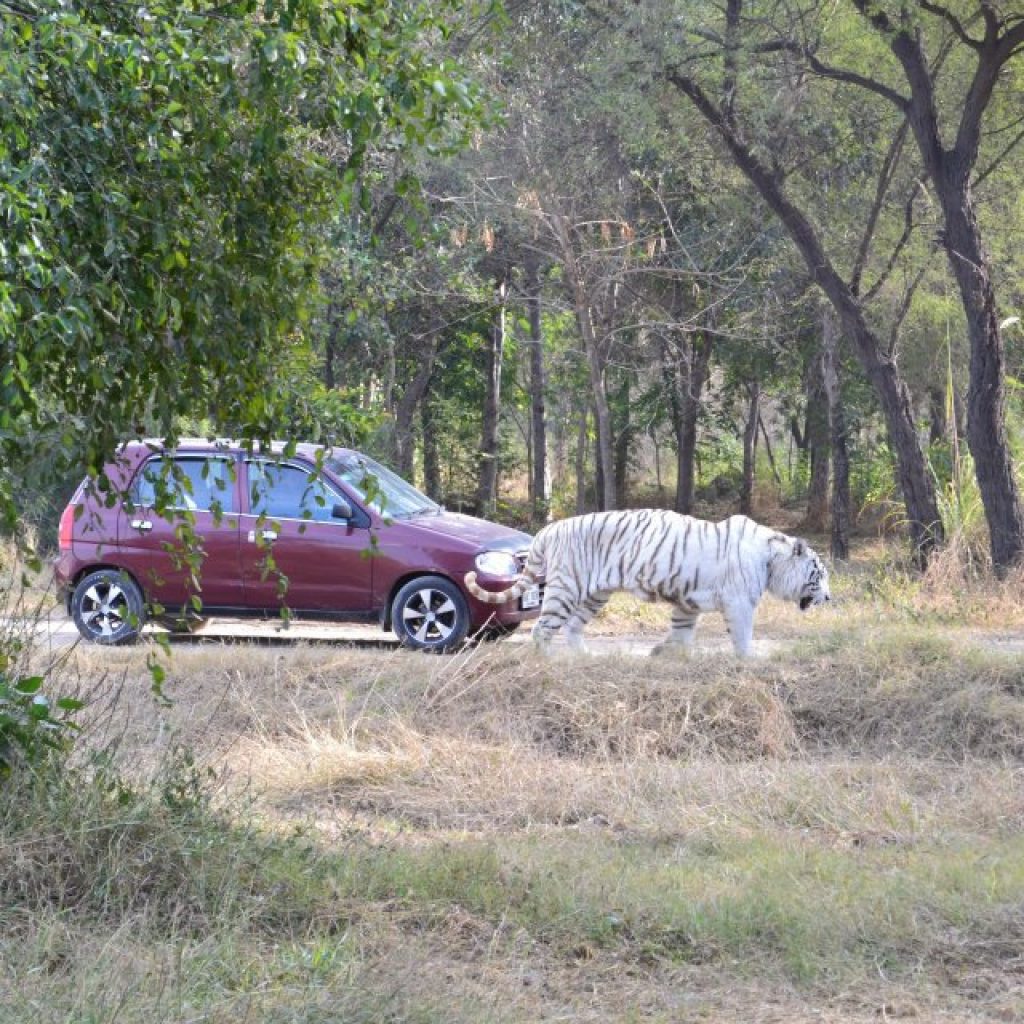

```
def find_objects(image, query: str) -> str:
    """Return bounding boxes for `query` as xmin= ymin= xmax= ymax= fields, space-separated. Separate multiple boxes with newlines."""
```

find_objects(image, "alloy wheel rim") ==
xmin=401 ymin=587 xmax=458 ymax=645
xmin=79 ymin=581 xmax=131 ymax=638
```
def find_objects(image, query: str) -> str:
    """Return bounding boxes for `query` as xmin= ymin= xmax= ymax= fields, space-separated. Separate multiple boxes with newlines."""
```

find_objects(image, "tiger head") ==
xmin=768 ymin=536 xmax=831 ymax=611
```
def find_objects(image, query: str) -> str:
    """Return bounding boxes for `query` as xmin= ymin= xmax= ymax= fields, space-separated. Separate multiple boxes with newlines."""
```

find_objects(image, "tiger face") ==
xmin=769 ymin=536 xmax=830 ymax=611
xmin=795 ymin=543 xmax=830 ymax=610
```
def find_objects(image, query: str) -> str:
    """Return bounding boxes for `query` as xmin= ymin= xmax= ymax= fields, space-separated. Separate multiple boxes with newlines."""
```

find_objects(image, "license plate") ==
xmin=520 ymin=585 xmax=541 ymax=610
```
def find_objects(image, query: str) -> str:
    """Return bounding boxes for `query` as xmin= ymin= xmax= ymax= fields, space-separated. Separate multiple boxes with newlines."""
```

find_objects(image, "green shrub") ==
xmin=0 ymin=668 xmax=83 ymax=776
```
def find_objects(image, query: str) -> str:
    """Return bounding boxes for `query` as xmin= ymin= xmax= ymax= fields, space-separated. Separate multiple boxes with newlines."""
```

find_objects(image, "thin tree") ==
xmin=524 ymin=249 xmax=551 ymax=523
xmin=825 ymin=1 xmax=1024 ymax=570
xmin=477 ymin=275 xmax=509 ymax=517
xmin=663 ymin=1 xmax=944 ymax=560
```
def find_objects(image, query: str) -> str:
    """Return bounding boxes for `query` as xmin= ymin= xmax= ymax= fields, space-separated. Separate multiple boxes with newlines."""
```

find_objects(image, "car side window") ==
xmin=133 ymin=456 xmax=237 ymax=513
xmin=248 ymin=462 xmax=345 ymax=523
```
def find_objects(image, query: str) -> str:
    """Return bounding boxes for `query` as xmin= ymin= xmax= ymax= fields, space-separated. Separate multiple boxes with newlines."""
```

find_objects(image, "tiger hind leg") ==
xmin=652 ymin=604 xmax=700 ymax=657
xmin=530 ymin=591 xmax=571 ymax=653
xmin=530 ymin=616 xmax=559 ymax=653
xmin=530 ymin=589 xmax=608 ymax=654
xmin=561 ymin=591 xmax=610 ymax=653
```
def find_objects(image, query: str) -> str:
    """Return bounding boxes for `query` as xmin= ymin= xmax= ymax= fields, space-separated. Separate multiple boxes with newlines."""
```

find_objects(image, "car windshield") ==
xmin=327 ymin=453 xmax=440 ymax=519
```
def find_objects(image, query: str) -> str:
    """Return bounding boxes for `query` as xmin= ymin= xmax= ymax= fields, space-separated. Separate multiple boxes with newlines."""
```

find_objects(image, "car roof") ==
xmin=119 ymin=439 xmax=359 ymax=462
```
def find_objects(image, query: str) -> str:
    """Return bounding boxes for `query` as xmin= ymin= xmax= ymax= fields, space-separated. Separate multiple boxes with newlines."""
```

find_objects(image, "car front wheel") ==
xmin=71 ymin=569 xmax=146 ymax=645
xmin=391 ymin=575 xmax=470 ymax=653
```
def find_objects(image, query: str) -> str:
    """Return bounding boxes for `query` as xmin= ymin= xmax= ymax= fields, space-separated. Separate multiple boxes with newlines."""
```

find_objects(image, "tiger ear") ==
xmin=792 ymin=539 xmax=806 ymax=556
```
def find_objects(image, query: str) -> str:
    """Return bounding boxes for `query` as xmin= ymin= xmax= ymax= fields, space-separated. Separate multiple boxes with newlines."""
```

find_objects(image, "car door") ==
xmin=239 ymin=459 xmax=374 ymax=613
xmin=116 ymin=453 xmax=243 ymax=609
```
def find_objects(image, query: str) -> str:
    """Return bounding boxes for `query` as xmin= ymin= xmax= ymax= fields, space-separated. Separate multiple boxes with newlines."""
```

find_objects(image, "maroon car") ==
xmin=54 ymin=440 xmax=540 ymax=650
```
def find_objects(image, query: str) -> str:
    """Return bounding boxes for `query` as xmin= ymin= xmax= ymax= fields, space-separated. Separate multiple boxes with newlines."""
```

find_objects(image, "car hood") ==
xmin=398 ymin=510 xmax=531 ymax=552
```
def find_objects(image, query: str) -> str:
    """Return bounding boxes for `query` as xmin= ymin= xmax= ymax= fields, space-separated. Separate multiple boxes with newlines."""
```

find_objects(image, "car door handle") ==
xmin=248 ymin=529 xmax=278 ymax=543
xmin=131 ymin=519 xmax=153 ymax=532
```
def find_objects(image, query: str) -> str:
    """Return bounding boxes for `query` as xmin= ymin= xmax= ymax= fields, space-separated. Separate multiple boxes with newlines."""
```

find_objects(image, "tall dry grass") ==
xmin=4 ymin=537 xmax=1024 ymax=1022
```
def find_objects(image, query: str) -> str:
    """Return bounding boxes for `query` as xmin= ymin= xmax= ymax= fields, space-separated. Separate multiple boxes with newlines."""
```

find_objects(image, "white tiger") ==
xmin=464 ymin=510 xmax=830 ymax=657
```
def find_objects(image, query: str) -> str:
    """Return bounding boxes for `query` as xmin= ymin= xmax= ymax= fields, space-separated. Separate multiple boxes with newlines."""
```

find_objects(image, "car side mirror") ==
xmin=332 ymin=500 xmax=354 ymax=521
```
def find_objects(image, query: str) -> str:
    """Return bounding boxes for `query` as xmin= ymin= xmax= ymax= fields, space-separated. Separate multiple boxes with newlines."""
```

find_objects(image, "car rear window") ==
xmin=133 ymin=456 xmax=237 ymax=513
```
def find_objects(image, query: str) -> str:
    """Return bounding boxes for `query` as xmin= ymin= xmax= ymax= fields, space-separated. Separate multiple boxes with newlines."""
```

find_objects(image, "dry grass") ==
xmin=4 ymin=538 xmax=1024 ymax=1022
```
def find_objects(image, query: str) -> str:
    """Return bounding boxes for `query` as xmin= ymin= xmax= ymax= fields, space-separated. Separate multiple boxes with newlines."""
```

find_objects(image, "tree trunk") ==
xmin=594 ymin=401 xmax=607 ymax=511
xmin=575 ymin=404 xmax=589 ymax=515
xmin=663 ymin=327 xmax=712 ymax=515
xmin=805 ymin=335 xmax=831 ymax=532
xmin=551 ymin=212 xmax=616 ymax=511
xmin=740 ymin=379 xmax=760 ymax=516
xmin=669 ymin=71 xmax=942 ymax=562
xmin=653 ymin=431 xmax=664 ymax=499
xmin=822 ymin=307 xmax=850 ymax=561
xmin=613 ymin=374 xmax=631 ymax=508
xmin=323 ymin=306 xmax=338 ymax=391
xmin=525 ymin=253 xmax=550 ymax=524
xmin=853 ymin=0 xmax=1024 ymax=572
xmin=421 ymin=396 xmax=441 ymax=502
xmin=927 ymin=384 xmax=947 ymax=448
xmin=758 ymin=414 xmax=783 ymax=490
xmin=392 ymin=334 xmax=439 ymax=479
xmin=941 ymin=194 xmax=1024 ymax=571
xmin=477 ymin=278 xmax=507 ymax=517
xmin=678 ymin=333 xmax=711 ymax=515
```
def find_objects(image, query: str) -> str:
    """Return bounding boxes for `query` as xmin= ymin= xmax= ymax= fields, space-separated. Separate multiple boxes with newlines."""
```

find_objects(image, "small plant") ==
xmin=932 ymin=448 xmax=989 ymax=571
xmin=0 ymin=667 xmax=83 ymax=776
xmin=0 ymin=545 xmax=85 ymax=775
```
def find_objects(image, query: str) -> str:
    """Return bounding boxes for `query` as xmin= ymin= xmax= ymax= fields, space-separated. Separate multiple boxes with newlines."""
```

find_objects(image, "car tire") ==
xmin=391 ymin=575 xmax=470 ymax=653
xmin=71 ymin=569 xmax=146 ymax=645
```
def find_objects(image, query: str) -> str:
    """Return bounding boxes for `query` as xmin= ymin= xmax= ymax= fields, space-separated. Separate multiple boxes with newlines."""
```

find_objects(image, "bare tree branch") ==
xmin=850 ymin=118 xmax=910 ymax=296
xmin=948 ymin=10 xmax=1024 ymax=174
xmin=973 ymin=125 xmax=1024 ymax=188
xmin=803 ymin=50 xmax=909 ymax=108
xmin=994 ymin=18 xmax=1024 ymax=65
xmin=863 ymin=176 xmax=927 ymax=304
xmin=887 ymin=263 xmax=932 ymax=357
xmin=919 ymin=1 xmax=983 ymax=50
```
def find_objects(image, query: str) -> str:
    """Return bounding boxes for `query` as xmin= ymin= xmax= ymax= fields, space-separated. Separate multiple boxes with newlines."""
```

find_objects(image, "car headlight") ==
xmin=474 ymin=550 xmax=519 ymax=578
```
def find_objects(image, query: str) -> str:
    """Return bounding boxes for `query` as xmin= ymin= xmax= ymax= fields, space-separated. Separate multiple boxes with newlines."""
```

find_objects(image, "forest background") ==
xmin=3 ymin=0 xmax=1024 ymax=576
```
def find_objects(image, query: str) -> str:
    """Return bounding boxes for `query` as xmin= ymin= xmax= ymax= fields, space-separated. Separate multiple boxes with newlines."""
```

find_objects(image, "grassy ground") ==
xmin=3 ymin=539 xmax=1024 ymax=1021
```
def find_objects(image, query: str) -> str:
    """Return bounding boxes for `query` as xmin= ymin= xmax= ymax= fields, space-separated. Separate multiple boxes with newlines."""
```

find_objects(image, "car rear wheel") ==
xmin=71 ymin=569 xmax=146 ymax=645
xmin=391 ymin=575 xmax=470 ymax=653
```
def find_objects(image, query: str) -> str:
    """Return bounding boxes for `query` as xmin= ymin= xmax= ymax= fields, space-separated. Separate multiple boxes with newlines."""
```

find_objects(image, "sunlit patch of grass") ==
xmin=8 ymin=753 xmax=1022 ymax=1005
xmin=480 ymin=830 xmax=1024 ymax=982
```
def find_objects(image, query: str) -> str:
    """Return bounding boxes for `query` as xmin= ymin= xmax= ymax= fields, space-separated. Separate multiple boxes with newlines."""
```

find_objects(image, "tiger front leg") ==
xmin=722 ymin=601 xmax=756 ymax=658
xmin=530 ymin=614 xmax=593 ymax=656
xmin=561 ymin=591 xmax=610 ymax=654
xmin=651 ymin=605 xmax=700 ymax=657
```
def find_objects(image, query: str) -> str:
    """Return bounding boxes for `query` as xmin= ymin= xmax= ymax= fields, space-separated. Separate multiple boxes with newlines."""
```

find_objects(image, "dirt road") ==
xmin=20 ymin=609 xmax=774 ymax=657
